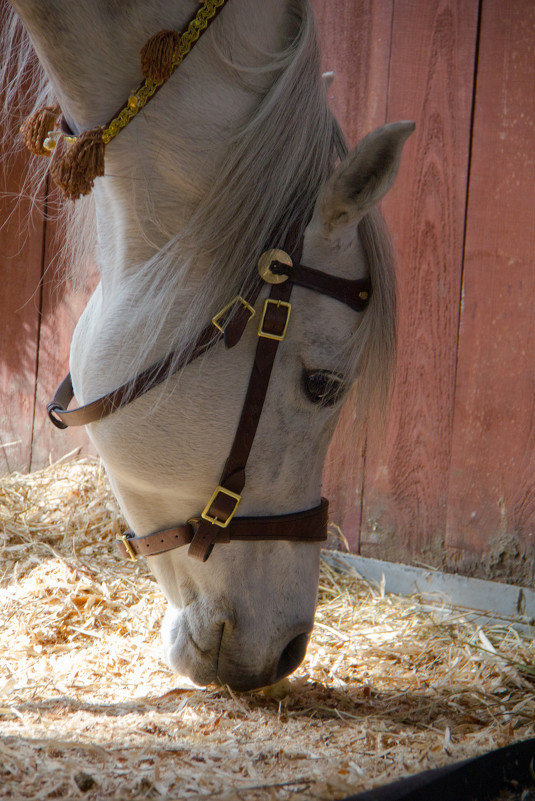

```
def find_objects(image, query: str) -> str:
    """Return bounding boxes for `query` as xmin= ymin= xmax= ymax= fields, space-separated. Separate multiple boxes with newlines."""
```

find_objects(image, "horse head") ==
xmin=80 ymin=121 xmax=412 ymax=691
xmin=5 ymin=0 xmax=413 ymax=690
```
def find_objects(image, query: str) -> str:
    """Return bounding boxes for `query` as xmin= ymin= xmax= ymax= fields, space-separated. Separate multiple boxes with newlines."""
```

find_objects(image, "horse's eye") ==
xmin=302 ymin=370 xmax=344 ymax=407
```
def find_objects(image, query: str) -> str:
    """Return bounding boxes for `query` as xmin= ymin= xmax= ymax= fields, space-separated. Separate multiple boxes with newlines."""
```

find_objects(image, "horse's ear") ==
xmin=318 ymin=121 xmax=415 ymax=235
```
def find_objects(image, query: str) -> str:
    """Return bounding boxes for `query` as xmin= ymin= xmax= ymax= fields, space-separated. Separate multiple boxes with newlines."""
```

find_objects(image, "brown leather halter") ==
xmin=49 ymin=242 xmax=371 ymax=561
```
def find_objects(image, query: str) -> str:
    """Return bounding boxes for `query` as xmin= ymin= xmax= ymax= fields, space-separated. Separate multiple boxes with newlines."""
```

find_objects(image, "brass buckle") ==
xmin=212 ymin=296 xmax=255 ymax=333
xmin=201 ymin=486 xmax=242 ymax=528
xmin=258 ymin=299 xmax=292 ymax=341
xmin=118 ymin=533 xmax=138 ymax=562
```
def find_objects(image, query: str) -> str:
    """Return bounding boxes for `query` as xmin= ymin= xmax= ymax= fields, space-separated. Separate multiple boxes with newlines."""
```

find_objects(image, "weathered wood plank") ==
xmin=445 ymin=0 xmax=535 ymax=584
xmin=0 ymin=150 xmax=45 ymax=474
xmin=310 ymin=0 xmax=393 ymax=142
xmin=311 ymin=0 xmax=394 ymax=548
xmin=359 ymin=0 xmax=479 ymax=563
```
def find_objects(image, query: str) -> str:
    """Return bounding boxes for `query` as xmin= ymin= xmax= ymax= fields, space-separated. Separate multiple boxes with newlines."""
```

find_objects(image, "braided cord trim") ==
xmin=102 ymin=0 xmax=227 ymax=145
xmin=172 ymin=0 xmax=226 ymax=67
xmin=102 ymin=79 xmax=161 ymax=143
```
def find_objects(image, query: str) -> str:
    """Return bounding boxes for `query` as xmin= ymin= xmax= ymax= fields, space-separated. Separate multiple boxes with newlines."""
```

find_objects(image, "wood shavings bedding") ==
xmin=1 ymin=457 xmax=534 ymax=800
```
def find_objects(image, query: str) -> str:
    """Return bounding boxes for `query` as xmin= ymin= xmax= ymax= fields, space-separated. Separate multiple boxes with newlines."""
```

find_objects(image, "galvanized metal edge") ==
xmin=323 ymin=551 xmax=535 ymax=631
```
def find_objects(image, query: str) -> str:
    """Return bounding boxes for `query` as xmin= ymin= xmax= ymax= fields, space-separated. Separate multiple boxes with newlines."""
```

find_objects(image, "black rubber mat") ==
xmin=340 ymin=738 xmax=535 ymax=801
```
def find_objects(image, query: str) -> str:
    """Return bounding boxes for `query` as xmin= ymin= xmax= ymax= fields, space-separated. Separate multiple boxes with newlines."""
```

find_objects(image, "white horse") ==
xmin=2 ymin=0 xmax=413 ymax=690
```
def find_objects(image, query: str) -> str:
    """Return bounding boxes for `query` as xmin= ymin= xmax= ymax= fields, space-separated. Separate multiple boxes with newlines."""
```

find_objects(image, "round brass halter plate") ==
xmin=257 ymin=249 xmax=293 ymax=284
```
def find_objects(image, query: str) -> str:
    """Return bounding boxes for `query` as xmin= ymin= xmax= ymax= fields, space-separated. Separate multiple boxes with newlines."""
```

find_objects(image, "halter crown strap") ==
xmin=47 ymin=262 xmax=371 ymax=430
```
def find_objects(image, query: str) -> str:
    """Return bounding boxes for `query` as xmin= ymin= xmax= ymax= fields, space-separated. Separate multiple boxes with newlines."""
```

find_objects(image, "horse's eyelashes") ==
xmin=302 ymin=370 xmax=345 ymax=407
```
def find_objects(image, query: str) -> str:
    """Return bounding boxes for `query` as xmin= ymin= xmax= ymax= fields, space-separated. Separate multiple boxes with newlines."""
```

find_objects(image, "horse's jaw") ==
xmin=150 ymin=541 xmax=321 ymax=692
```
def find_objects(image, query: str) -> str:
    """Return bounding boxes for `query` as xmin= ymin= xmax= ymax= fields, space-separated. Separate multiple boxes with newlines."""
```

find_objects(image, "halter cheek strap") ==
xmin=187 ymin=278 xmax=295 ymax=560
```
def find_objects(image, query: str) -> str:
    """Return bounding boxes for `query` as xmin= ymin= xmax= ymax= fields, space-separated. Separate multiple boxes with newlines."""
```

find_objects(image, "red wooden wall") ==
xmin=316 ymin=0 xmax=535 ymax=585
xmin=0 ymin=175 xmax=93 ymax=473
xmin=1 ymin=0 xmax=534 ymax=583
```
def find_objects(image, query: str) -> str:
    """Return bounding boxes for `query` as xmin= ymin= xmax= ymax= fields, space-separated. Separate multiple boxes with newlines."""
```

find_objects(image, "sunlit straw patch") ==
xmin=1 ymin=457 xmax=534 ymax=800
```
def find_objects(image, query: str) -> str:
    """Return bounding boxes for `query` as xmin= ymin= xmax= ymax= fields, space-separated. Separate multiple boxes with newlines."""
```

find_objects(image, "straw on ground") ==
xmin=1 ymin=458 xmax=534 ymax=800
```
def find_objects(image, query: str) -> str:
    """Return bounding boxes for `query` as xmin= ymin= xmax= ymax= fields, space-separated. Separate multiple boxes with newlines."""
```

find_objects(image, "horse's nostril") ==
xmin=275 ymin=632 xmax=310 ymax=682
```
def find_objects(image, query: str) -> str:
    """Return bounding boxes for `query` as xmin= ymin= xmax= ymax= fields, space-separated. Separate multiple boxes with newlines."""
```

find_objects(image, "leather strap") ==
xmin=47 ymin=325 xmax=218 ymax=428
xmin=291 ymin=265 xmax=371 ymax=312
xmin=188 ymin=279 xmax=294 ymax=560
xmin=47 ymin=265 xmax=370 ymax=429
xmin=47 ymin=278 xmax=263 ymax=429
xmin=117 ymin=498 xmax=329 ymax=560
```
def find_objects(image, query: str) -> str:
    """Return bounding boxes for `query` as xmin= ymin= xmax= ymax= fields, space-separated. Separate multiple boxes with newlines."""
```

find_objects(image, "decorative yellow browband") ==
xmin=20 ymin=0 xmax=229 ymax=199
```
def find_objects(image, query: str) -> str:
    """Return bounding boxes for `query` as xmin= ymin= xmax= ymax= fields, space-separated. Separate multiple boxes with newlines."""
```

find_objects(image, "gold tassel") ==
xmin=20 ymin=106 xmax=60 ymax=157
xmin=49 ymin=127 xmax=105 ymax=200
xmin=140 ymin=30 xmax=181 ymax=83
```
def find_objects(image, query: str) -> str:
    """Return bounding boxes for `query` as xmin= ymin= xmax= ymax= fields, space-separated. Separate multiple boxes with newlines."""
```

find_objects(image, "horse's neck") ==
xmin=78 ymin=0 xmax=292 ymax=287
xmin=12 ymin=0 xmax=293 ymax=283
